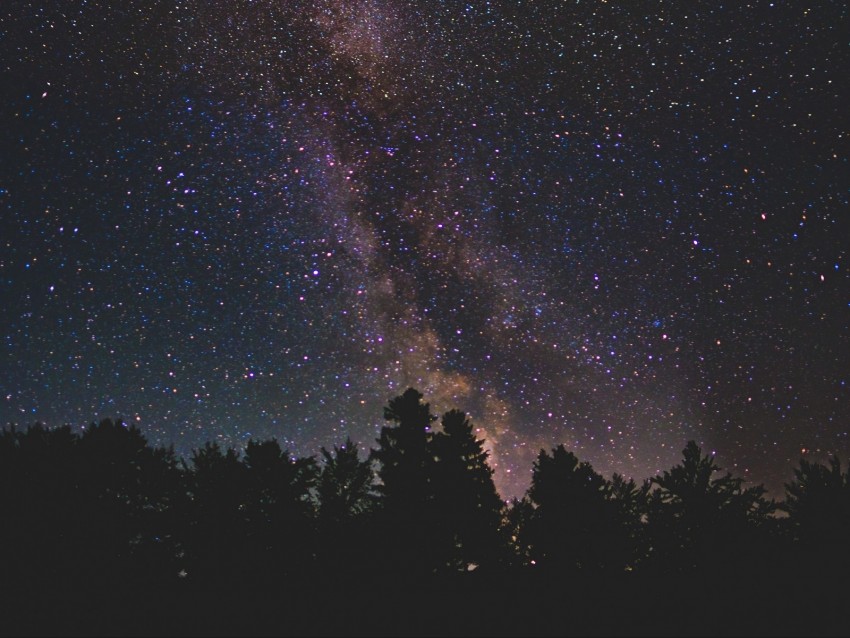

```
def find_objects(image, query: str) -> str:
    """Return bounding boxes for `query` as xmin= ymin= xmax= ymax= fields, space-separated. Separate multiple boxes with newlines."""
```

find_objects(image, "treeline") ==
xmin=2 ymin=387 xmax=849 ymax=635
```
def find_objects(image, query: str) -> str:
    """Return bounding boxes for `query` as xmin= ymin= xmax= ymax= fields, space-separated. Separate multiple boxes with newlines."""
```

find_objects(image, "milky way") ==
xmin=2 ymin=1 xmax=848 ymax=499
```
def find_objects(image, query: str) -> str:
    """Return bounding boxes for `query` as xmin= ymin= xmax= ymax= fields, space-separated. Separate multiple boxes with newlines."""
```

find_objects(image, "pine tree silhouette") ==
xmin=430 ymin=409 xmax=505 ymax=572
xmin=783 ymin=455 xmax=850 ymax=572
xmin=371 ymin=388 xmax=438 ymax=576
xmin=525 ymin=445 xmax=611 ymax=571
xmin=646 ymin=441 xmax=774 ymax=574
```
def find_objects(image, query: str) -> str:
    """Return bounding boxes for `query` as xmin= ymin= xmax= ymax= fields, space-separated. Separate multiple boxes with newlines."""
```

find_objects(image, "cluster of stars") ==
xmin=1 ymin=0 xmax=847 ymax=499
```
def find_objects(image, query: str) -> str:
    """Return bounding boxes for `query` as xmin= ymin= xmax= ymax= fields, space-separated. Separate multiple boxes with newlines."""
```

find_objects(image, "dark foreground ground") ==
xmin=2 ymin=569 xmax=845 ymax=637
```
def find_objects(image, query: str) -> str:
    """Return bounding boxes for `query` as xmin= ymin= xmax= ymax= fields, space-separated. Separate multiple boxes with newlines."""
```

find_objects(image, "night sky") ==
xmin=2 ymin=1 xmax=848 ymax=501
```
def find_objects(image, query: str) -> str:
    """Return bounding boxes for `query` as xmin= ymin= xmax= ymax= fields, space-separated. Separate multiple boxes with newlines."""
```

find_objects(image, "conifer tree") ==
xmin=782 ymin=455 xmax=850 ymax=570
xmin=646 ymin=441 xmax=774 ymax=573
xmin=317 ymin=438 xmax=377 ymax=523
xmin=525 ymin=445 xmax=610 ymax=571
xmin=372 ymin=387 xmax=436 ymax=510
xmin=430 ymin=409 xmax=504 ymax=571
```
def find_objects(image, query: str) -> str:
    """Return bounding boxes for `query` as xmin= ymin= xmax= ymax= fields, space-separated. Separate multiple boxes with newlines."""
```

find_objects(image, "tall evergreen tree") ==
xmin=242 ymin=438 xmax=317 ymax=521
xmin=524 ymin=445 xmax=611 ymax=571
xmin=241 ymin=439 xmax=318 ymax=580
xmin=180 ymin=441 xmax=249 ymax=583
xmin=604 ymin=473 xmax=651 ymax=571
xmin=316 ymin=438 xmax=379 ymax=577
xmin=429 ymin=409 xmax=505 ymax=572
xmin=646 ymin=441 xmax=775 ymax=574
xmin=317 ymin=438 xmax=377 ymax=524
xmin=371 ymin=388 xmax=437 ymax=575
xmin=372 ymin=387 xmax=436 ymax=510
xmin=782 ymin=455 xmax=850 ymax=570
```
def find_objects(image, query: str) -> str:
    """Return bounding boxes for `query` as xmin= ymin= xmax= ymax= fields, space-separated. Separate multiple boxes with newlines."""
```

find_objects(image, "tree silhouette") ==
xmin=782 ymin=455 xmax=850 ymax=571
xmin=315 ymin=438 xmax=379 ymax=577
xmin=0 ymin=423 xmax=80 ymax=589
xmin=0 ymin=419 xmax=182 ymax=590
xmin=524 ymin=445 xmax=611 ymax=571
xmin=243 ymin=438 xmax=317 ymax=519
xmin=241 ymin=438 xmax=318 ymax=580
xmin=646 ymin=440 xmax=775 ymax=574
xmin=429 ymin=409 xmax=505 ymax=572
xmin=373 ymin=387 xmax=436 ymax=510
xmin=371 ymin=388 xmax=438 ymax=575
xmin=5 ymin=406 xmax=850 ymax=637
xmin=502 ymin=496 xmax=535 ymax=569
xmin=75 ymin=418 xmax=181 ymax=585
xmin=180 ymin=440 xmax=249 ymax=583
xmin=317 ymin=438 xmax=377 ymax=524
xmin=606 ymin=473 xmax=651 ymax=571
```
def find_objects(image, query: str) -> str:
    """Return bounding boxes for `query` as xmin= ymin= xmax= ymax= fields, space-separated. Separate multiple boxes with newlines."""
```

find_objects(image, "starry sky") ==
xmin=1 ymin=0 xmax=848 ymax=501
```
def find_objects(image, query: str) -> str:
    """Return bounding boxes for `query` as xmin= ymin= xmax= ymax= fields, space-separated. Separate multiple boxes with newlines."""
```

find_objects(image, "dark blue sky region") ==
xmin=1 ymin=1 xmax=848 ymax=500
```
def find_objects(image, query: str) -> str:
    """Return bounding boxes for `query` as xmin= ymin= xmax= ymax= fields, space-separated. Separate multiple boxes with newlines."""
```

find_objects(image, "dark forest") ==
xmin=2 ymin=388 xmax=847 ymax=636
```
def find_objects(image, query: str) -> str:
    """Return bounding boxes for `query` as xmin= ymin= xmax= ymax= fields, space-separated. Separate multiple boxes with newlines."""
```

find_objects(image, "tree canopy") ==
xmin=0 ymin=394 xmax=845 ymax=635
